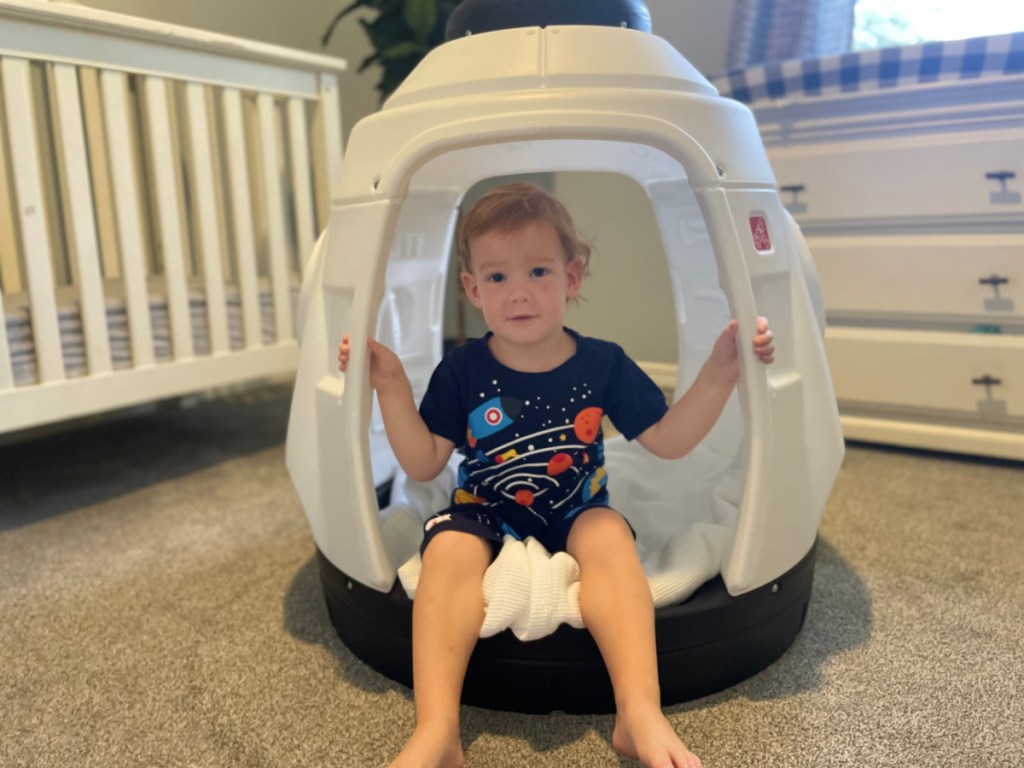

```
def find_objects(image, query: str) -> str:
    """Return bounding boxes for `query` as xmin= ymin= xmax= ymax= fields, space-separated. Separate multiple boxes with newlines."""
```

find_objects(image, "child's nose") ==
xmin=508 ymin=277 xmax=531 ymax=298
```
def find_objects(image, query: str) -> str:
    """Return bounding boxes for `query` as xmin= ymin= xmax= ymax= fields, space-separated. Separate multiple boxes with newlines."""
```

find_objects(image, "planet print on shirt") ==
xmin=573 ymin=407 xmax=603 ymax=444
xmin=546 ymin=452 xmax=573 ymax=476
xmin=514 ymin=489 xmax=535 ymax=506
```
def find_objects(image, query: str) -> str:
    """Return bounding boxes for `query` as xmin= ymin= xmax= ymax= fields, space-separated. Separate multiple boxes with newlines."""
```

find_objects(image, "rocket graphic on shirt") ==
xmin=466 ymin=396 xmax=523 ymax=447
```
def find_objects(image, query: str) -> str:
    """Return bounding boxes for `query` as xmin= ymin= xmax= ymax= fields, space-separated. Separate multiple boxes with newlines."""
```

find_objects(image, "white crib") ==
xmin=0 ymin=0 xmax=345 ymax=435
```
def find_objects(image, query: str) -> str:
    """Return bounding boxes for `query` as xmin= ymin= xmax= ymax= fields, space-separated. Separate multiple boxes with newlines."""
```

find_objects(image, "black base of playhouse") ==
xmin=318 ymin=538 xmax=816 ymax=714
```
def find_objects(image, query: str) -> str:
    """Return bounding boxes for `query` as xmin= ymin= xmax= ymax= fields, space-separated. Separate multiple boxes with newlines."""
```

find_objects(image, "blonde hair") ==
xmin=456 ymin=182 xmax=592 ymax=274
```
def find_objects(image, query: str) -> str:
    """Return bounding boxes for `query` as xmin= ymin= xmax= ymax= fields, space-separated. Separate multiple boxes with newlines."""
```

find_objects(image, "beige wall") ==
xmin=557 ymin=173 xmax=677 ymax=363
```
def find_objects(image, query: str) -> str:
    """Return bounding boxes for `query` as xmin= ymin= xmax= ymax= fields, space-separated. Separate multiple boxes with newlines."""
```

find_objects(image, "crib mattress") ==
xmin=4 ymin=279 xmax=299 ymax=386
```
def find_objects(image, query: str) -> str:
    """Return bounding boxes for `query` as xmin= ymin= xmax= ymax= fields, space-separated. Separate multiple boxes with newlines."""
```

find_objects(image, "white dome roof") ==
xmin=384 ymin=25 xmax=717 ymax=111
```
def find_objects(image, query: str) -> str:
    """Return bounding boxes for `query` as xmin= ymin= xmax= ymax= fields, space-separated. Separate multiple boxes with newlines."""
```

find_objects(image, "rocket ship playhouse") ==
xmin=286 ymin=0 xmax=845 ymax=713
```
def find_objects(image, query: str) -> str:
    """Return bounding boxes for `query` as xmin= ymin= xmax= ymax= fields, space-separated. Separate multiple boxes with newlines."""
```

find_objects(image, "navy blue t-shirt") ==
xmin=418 ymin=329 xmax=668 ymax=534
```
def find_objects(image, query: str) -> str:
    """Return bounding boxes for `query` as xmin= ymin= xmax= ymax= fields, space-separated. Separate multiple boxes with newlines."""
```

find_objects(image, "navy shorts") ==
xmin=419 ymin=491 xmax=632 ymax=557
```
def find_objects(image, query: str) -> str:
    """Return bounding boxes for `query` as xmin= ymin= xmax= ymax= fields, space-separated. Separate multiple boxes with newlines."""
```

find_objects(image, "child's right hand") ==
xmin=338 ymin=334 xmax=408 ymax=394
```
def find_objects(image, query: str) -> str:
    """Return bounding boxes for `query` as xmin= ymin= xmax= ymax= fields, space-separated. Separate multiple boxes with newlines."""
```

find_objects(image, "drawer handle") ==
xmin=979 ymin=274 xmax=1015 ymax=313
xmin=985 ymin=170 xmax=1022 ymax=205
xmin=979 ymin=275 xmax=1009 ymax=287
xmin=779 ymin=184 xmax=807 ymax=214
xmin=972 ymin=374 xmax=1007 ymax=416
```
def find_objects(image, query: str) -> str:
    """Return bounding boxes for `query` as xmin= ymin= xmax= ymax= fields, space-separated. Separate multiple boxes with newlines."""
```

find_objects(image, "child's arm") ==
xmin=338 ymin=334 xmax=455 ymax=482
xmin=636 ymin=318 xmax=775 ymax=461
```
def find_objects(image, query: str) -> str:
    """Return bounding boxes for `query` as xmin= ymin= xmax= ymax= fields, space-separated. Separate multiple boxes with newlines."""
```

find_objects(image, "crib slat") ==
xmin=0 ymin=129 xmax=11 ymax=387
xmin=0 ymin=86 xmax=22 ymax=295
xmin=52 ymin=63 xmax=113 ymax=376
xmin=184 ymin=82 xmax=230 ymax=355
xmin=318 ymin=74 xmax=344 ymax=203
xmin=100 ymin=68 xmax=154 ymax=368
xmin=2 ymin=57 xmax=65 ymax=383
xmin=221 ymin=88 xmax=263 ymax=349
xmin=78 ymin=68 xmax=122 ymax=281
xmin=286 ymin=98 xmax=316 ymax=273
xmin=41 ymin=66 xmax=71 ymax=288
xmin=142 ymin=76 xmax=194 ymax=361
xmin=257 ymin=93 xmax=293 ymax=342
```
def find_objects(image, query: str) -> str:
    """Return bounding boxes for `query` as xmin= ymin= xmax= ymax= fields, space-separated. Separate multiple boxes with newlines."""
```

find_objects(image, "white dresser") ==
xmin=713 ymin=34 xmax=1024 ymax=460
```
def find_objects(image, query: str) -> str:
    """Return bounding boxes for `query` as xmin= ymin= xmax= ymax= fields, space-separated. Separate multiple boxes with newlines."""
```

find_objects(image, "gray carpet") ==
xmin=1 ymin=385 xmax=1021 ymax=767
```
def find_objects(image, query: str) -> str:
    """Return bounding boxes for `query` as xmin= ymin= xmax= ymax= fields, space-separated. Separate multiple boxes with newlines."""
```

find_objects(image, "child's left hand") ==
xmin=752 ymin=317 xmax=775 ymax=364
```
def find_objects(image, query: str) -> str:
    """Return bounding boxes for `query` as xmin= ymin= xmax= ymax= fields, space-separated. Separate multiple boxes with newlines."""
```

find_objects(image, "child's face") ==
xmin=461 ymin=219 xmax=583 ymax=350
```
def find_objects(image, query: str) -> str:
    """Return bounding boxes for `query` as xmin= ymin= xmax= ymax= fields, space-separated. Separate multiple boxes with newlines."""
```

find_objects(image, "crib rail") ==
xmin=0 ymin=0 xmax=345 ymax=433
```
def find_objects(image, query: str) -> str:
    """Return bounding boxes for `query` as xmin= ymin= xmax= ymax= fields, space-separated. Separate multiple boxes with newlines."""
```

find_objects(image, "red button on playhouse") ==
xmin=749 ymin=216 xmax=771 ymax=251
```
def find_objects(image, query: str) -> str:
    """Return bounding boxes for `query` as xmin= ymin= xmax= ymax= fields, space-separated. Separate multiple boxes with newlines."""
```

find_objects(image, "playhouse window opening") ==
xmin=377 ymin=160 xmax=745 ymax=555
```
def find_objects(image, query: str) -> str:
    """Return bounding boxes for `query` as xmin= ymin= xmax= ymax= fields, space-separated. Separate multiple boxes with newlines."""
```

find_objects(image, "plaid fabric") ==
xmin=710 ymin=32 xmax=1024 ymax=104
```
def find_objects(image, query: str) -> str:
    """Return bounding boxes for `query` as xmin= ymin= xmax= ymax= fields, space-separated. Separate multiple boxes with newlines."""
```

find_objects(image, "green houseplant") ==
xmin=323 ymin=0 xmax=460 ymax=101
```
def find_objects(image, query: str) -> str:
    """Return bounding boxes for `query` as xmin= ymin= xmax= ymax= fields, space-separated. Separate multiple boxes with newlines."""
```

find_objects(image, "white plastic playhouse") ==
xmin=286 ymin=0 xmax=844 ymax=712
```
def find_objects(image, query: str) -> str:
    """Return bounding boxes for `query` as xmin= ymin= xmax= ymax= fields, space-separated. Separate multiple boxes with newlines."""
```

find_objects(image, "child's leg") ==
xmin=566 ymin=507 xmax=702 ymax=768
xmin=391 ymin=530 xmax=492 ymax=768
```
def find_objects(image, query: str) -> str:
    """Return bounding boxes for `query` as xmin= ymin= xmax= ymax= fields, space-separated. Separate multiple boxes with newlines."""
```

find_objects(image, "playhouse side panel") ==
xmin=703 ymin=188 xmax=844 ymax=595
xmin=288 ymin=202 xmax=399 ymax=592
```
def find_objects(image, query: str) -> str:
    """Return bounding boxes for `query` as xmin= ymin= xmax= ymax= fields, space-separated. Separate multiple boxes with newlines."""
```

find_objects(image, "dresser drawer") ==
xmin=807 ymin=233 xmax=1024 ymax=323
xmin=824 ymin=328 xmax=1024 ymax=419
xmin=769 ymin=129 xmax=1023 ymax=225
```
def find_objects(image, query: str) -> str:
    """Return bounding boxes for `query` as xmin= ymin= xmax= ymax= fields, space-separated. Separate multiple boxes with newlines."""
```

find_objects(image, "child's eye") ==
xmin=486 ymin=273 xmax=505 ymax=283
xmin=530 ymin=267 xmax=549 ymax=278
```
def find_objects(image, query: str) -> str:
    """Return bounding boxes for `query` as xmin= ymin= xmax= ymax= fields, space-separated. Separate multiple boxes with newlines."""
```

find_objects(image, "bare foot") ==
xmin=611 ymin=705 xmax=702 ymax=768
xmin=388 ymin=723 xmax=464 ymax=768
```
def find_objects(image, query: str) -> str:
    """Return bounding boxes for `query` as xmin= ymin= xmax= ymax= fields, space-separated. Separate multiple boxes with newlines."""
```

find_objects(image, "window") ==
xmin=854 ymin=0 xmax=1024 ymax=51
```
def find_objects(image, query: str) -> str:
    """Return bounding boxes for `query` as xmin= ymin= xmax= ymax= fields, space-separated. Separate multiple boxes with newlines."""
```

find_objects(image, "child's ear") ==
xmin=461 ymin=271 xmax=483 ymax=309
xmin=565 ymin=258 xmax=584 ymax=300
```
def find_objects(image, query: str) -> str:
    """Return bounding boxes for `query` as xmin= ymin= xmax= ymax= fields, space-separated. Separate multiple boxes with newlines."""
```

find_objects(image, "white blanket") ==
xmin=383 ymin=435 xmax=742 ymax=641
